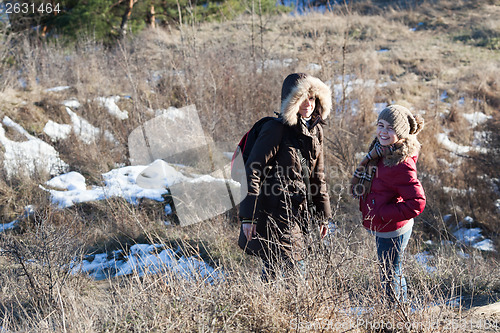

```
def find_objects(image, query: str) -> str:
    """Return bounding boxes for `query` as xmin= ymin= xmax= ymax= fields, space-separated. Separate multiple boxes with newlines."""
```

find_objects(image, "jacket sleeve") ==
xmin=238 ymin=121 xmax=284 ymax=220
xmin=310 ymin=126 xmax=332 ymax=219
xmin=377 ymin=159 xmax=426 ymax=223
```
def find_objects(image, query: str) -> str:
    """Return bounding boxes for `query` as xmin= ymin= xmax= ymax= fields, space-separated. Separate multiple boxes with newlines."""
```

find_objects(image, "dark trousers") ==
xmin=238 ymin=222 xmax=307 ymax=281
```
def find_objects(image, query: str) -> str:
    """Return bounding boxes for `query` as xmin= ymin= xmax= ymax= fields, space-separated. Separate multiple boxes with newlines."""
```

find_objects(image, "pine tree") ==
xmin=5 ymin=0 xmax=288 ymax=42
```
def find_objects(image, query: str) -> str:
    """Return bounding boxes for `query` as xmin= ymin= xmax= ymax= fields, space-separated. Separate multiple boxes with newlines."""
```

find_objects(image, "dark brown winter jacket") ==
xmin=239 ymin=75 xmax=332 ymax=239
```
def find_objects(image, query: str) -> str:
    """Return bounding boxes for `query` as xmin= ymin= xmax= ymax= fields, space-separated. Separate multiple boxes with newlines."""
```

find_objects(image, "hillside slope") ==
xmin=0 ymin=1 xmax=499 ymax=331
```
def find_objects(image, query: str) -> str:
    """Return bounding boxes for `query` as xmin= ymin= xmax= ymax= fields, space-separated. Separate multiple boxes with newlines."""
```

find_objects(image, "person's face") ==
xmin=298 ymin=95 xmax=316 ymax=118
xmin=377 ymin=119 xmax=399 ymax=146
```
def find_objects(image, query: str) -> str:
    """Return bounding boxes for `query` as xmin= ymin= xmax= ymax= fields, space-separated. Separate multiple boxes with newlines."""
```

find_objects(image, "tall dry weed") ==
xmin=2 ymin=209 xmax=497 ymax=331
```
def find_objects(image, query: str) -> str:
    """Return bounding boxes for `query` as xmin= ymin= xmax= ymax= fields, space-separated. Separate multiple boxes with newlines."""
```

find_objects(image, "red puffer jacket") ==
xmin=360 ymin=153 xmax=426 ymax=233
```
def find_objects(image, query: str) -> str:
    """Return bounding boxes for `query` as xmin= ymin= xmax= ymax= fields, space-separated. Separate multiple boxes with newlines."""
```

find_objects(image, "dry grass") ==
xmin=0 ymin=0 xmax=499 ymax=331
xmin=1 ymin=212 xmax=498 ymax=332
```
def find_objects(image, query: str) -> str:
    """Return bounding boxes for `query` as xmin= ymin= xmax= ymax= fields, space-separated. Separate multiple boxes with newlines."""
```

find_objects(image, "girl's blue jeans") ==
xmin=375 ymin=228 xmax=412 ymax=304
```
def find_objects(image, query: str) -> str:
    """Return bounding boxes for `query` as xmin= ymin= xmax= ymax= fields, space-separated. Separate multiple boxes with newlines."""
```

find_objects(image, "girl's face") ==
xmin=298 ymin=95 xmax=316 ymax=118
xmin=377 ymin=119 xmax=399 ymax=146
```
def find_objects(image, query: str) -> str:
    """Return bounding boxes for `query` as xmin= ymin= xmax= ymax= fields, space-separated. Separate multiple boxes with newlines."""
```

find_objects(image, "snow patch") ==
xmin=329 ymin=76 xmax=390 ymax=114
xmin=451 ymin=217 xmax=496 ymax=252
xmin=96 ymin=96 xmax=129 ymax=120
xmin=446 ymin=296 xmax=464 ymax=308
xmin=154 ymin=106 xmax=188 ymax=120
xmin=436 ymin=133 xmax=472 ymax=154
xmin=0 ymin=117 xmax=68 ymax=177
xmin=41 ymin=162 xmax=177 ymax=208
xmin=0 ymin=220 xmax=19 ymax=232
xmin=436 ymin=133 xmax=487 ymax=154
xmin=373 ymin=103 xmax=388 ymax=114
xmin=66 ymin=107 xmax=116 ymax=144
xmin=306 ymin=63 xmax=322 ymax=72
xmin=45 ymin=86 xmax=71 ymax=92
xmin=62 ymin=99 xmax=81 ymax=109
xmin=440 ymin=90 xmax=449 ymax=102
xmin=0 ymin=206 xmax=34 ymax=233
xmin=71 ymin=243 xmax=223 ymax=283
xmin=258 ymin=58 xmax=294 ymax=72
xmin=43 ymin=120 xmax=72 ymax=141
xmin=472 ymin=239 xmax=495 ymax=252
xmin=45 ymin=171 xmax=87 ymax=191
xmin=456 ymin=249 xmax=470 ymax=259
xmin=66 ymin=107 xmax=102 ymax=143
xmin=453 ymin=227 xmax=482 ymax=244
xmin=442 ymin=187 xmax=475 ymax=196
xmin=44 ymin=107 xmax=117 ymax=144
xmin=462 ymin=112 xmax=492 ymax=128
xmin=472 ymin=131 xmax=488 ymax=149
xmin=414 ymin=252 xmax=436 ymax=273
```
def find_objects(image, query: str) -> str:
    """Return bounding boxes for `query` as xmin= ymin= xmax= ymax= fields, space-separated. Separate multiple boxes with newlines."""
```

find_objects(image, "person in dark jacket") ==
xmin=239 ymin=73 xmax=332 ymax=281
xmin=351 ymin=104 xmax=426 ymax=304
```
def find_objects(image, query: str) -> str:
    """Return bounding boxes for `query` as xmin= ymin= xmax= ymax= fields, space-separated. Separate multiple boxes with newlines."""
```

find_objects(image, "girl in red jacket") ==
xmin=351 ymin=104 xmax=426 ymax=304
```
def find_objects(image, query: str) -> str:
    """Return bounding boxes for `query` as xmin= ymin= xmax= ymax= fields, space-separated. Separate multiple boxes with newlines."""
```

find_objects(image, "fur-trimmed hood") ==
xmin=280 ymin=74 xmax=332 ymax=126
xmin=368 ymin=136 xmax=421 ymax=167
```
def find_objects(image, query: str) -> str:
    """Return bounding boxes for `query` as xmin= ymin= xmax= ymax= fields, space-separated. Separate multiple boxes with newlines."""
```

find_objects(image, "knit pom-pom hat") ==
xmin=378 ymin=105 xmax=424 ymax=139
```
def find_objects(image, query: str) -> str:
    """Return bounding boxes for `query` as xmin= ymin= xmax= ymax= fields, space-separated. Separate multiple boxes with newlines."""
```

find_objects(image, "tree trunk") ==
xmin=120 ymin=0 xmax=135 ymax=37
xmin=147 ymin=5 xmax=156 ymax=29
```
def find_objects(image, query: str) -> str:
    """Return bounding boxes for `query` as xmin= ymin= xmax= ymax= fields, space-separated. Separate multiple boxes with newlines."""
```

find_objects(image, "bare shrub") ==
xmin=459 ymin=116 xmax=500 ymax=234
xmin=0 ymin=207 xmax=85 ymax=314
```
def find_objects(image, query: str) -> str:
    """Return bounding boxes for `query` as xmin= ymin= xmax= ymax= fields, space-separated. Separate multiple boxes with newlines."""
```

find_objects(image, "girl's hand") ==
xmin=242 ymin=223 xmax=256 ymax=241
xmin=320 ymin=224 xmax=328 ymax=239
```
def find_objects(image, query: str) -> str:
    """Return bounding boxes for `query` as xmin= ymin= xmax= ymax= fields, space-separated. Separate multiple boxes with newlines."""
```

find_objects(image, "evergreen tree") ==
xmin=5 ymin=0 xmax=288 ymax=42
